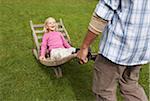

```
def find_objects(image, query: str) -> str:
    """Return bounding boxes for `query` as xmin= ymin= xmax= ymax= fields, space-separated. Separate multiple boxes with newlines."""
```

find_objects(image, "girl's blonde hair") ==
xmin=43 ymin=17 xmax=58 ymax=33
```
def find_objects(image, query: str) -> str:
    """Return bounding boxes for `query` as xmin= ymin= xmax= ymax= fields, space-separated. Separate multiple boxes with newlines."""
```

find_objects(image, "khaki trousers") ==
xmin=93 ymin=55 xmax=148 ymax=101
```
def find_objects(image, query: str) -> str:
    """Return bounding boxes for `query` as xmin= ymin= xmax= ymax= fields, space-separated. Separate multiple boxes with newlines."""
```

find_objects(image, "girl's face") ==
xmin=46 ymin=20 xmax=56 ymax=31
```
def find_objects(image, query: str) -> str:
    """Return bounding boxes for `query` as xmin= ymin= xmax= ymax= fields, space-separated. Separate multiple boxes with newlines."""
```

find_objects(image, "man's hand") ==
xmin=77 ymin=30 xmax=98 ymax=64
xmin=77 ymin=48 xmax=88 ymax=64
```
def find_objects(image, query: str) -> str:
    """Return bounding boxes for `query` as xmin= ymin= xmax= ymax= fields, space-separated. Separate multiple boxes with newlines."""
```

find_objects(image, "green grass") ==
xmin=0 ymin=0 xmax=149 ymax=101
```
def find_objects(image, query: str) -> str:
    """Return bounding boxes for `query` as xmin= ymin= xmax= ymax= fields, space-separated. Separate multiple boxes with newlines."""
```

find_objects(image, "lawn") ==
xmin=0 ymin=0 xmax=149 ymax=101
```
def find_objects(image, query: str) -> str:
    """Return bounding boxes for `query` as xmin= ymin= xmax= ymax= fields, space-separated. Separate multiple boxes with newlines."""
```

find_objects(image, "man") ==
xmin=77 ymin=0 xmax=150 ymax=101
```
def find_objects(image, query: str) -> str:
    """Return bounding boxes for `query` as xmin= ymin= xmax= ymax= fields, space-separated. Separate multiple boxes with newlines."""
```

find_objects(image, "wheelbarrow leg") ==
xmin=57 ymin=66 xmax=62 ymax=77
xmin=53 ymin=66 xmax=62 ymax=78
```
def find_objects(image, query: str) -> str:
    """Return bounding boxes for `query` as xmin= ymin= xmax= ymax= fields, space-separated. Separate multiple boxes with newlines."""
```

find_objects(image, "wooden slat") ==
xmin=59 ymin=18 xmax=71 ymax=44
xmin=35 ymin=30 xmax=44 ymax=33
xmin=37 ymin=36 xmax=43 ymax=39
xmin=32 ymin=48 xmax=39 ymax=59
xmin=57 ymin=28 xmax=64 ymax=32
xmin=57 ymin=22 xmax=62 ymax=26
xmin=30 ymin=20 xmax=40 ymax=53
xmin=35 ymin=28 xmax=64 ymax=34
xmin=33 ymin=22 xmax=61 ymax=28
xmin=33 ymin=24 xmax=44 ymax=28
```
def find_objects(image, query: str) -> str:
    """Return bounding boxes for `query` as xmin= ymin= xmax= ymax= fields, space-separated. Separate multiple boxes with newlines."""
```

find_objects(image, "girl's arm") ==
xmin=60 ymin=33 xmax=71 ymax=48
xmin=40 ymin=33 xmax=48 ymax=57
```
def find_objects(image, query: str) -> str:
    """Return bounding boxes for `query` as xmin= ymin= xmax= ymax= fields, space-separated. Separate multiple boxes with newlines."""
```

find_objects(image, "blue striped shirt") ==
xmin=95 ymin=0 xmax=150 ymax=65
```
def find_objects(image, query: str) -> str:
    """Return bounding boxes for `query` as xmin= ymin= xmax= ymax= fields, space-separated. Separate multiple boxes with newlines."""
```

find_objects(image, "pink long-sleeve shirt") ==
xmin=40 ymin=31 xmax=71 ymax=57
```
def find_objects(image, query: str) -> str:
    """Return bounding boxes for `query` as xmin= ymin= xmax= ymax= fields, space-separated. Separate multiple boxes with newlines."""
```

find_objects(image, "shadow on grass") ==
xmin=63 ymin=59 xmax=95 ymax=101
xmin=37 ymin=58 xmax=95 ymax=101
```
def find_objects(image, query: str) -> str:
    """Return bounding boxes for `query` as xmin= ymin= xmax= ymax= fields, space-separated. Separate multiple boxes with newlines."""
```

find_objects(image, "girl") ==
xmin=39 ymin=17 xmax=76 ymax=61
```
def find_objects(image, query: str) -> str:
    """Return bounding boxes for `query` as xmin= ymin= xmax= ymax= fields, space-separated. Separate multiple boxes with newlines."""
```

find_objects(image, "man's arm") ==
xmin=77 ymin=30 xmax=98 ymax=64
xmin=77 ymin=13 xmax=108 ymax=64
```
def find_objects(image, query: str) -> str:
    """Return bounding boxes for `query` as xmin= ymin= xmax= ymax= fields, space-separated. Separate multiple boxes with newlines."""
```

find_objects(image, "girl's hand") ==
xmin=39 ymin=56 xmax=46 ymax=61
